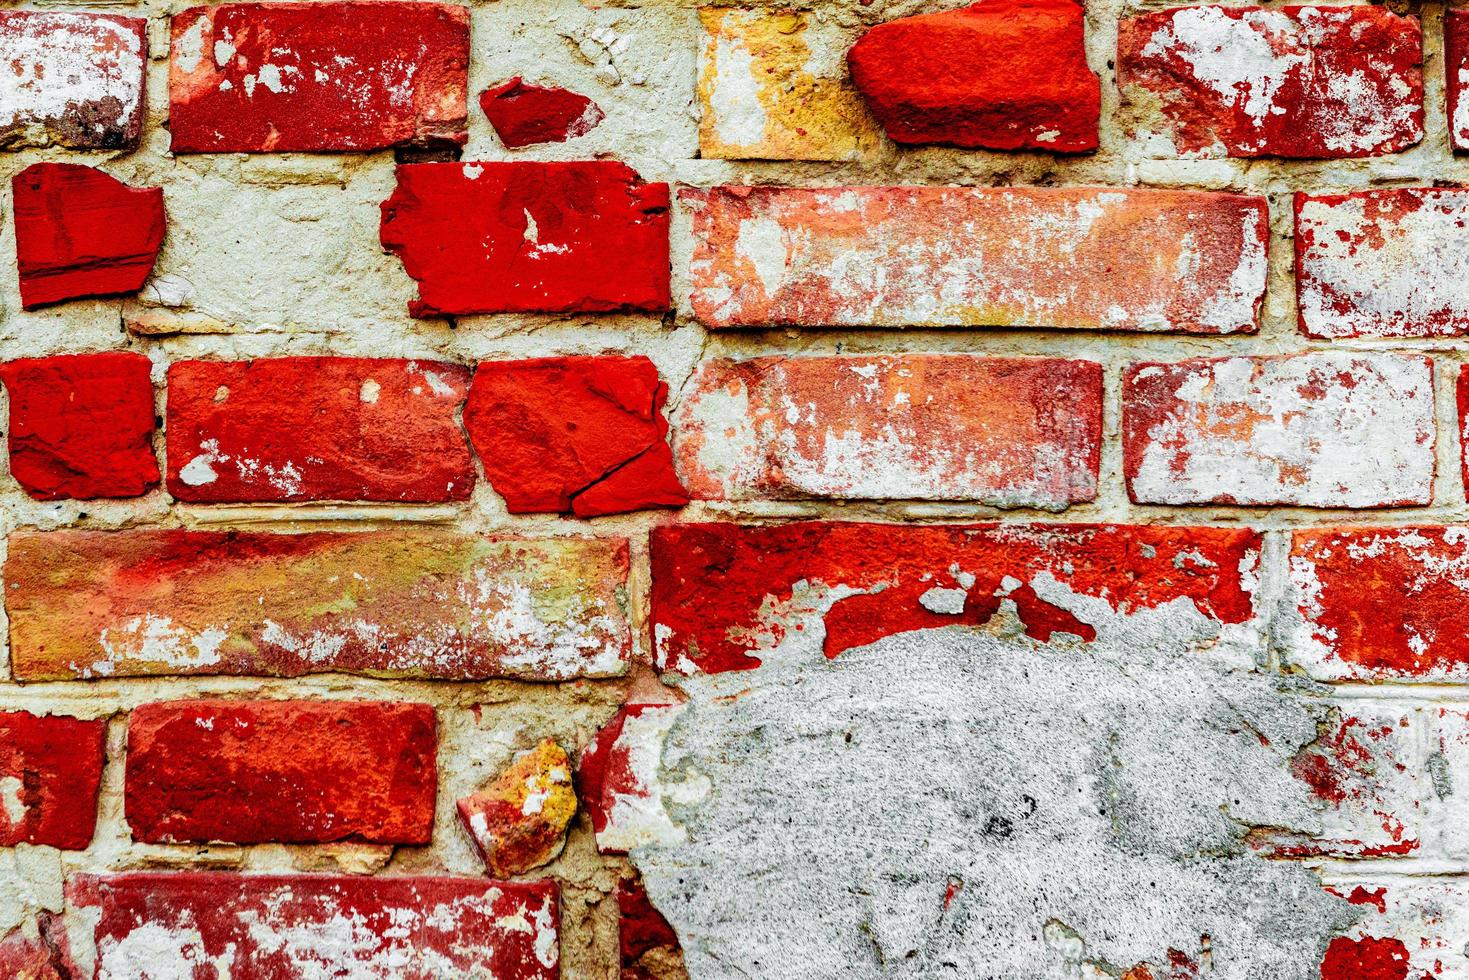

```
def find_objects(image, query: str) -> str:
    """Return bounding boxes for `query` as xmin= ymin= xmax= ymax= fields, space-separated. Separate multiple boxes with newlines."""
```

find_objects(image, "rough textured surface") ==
xmin=1449 ymin=10 xmax=1469 ymax=153
xmin=848 ymin=0 xmax=1100 ymax=152
xmin=580 ymin=702 xmax=686 ymax=854
xmin=6 ymin=530 xmax=631 ymax=681
xmin=1122 ymin=354 xmax=1436 ymax=507
xmin=456 ymin=737 xmax=576 ymax=877
xmin=618 ymin=876 xmax=685 ymax=980
xmin=169 ymin=2 xmax=470 ymax=153
xmin=1320 ymin=878 xmax=1469 ymax=979
xmin=0 ymin=353 xmax=158 ymax=501
xmin=685 ymin=185 xmax=1267 ymax=331
xmin=674 ymin=354 xmax=1101 ymax=505
xmin=0 ymin=11 xmax=146 ymax=150
xmin=69 ymin=873 xmax=559 ymax=978
xmin=125 ymin=699 xmax=436 ymax=845
xmin=165 ymin=357 xmax=474 ymax=503
xmin=12 ymin=164 xmax=164 ymax=310
xmin=1118 ymin=6 xmax=1424 ymax=158
xmin=380 ymin=161 xmax=671 ymax=317
xmin=0 ymin=711 xmax=105 ymax=850
xmin=464 ymin=356 xmax=688 ymax=517
xmin=481 ymin=77 xmax=604 ymax=148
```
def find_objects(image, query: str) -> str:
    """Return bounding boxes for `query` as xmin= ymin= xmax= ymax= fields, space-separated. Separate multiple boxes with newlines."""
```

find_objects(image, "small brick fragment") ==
xmin=0 ymin=11 xmax=146 ymax=150
xmin=0 ymin=711 xmax=105 ymax=850
xmin=69 ymin=872 xmax=560 ymax=978
xmin=1122 ymin=354 xmax=1435 ymax=508
xmin=457 ymin=738 xmax=576 ymax=877
xmin=579 ymin=703 xmax=687 ymax=854
xmin=675 ymin=355 xmax=1100 ymax=506
xmin=1118 ymin=5 xmax=1423 ymax=158
xmin=651 ymin=523 xmax=1260 ymax=674
xmin=481 ymin=77 xmax=603 ymax=148
xmin=847 ymin=0 xmax=1100 ymax=152
xmin=1447 ymin=11 xmax=1469 ymax=152
xmin=381 ymin=161 xmax=671 ymax=317
xmin=12 ymin=164 xmax=164 ymax=309
xmin=6 ymin=529 xmax=631 ymax=681
xmin=125 ymin=699 xmax=436 ymax=845
xmin=618 ymin=876 xmax=686 ymax=980
xmin=697 ymin=9 xmax=880 ymax=161
xmin=165 ymin=357 xmax=473 ymax=503
xmin=685 ymin=185 xmax=1267 ymax=332
xmin=169 ymin=2 xmax=470 ymax=152
xmin=464 ymin=356 xmax=688 ymax=517
xmin=0 ymin=353 xmax=158 ymax=501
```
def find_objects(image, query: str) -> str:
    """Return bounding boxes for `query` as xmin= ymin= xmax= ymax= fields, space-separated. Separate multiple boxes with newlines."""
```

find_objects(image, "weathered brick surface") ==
xmin=579 ymin=702 xmax=686 ymax=853
xmin=456 ymin=737 xmax=576 ymax=876
xmin=1320 ymin=878 xmax=1469 ymax=980
xmin=1448 ymin=10 xmax=1469 ymax=153
xmin=69 ymin=872 xmax=559 ymax=978
xmin=0 ymin=711 xmax=105 ymax=850
xmin=1118 ymin=6 xmax=1423 ymax=159
xmin=686 ymin=186 xmax=1267 ymax=331
xmin=675 ymin=355 xmax=1101 ymax=505
xmin=1122 ymin=354 xmax=1435 ymax=507
xmin=125 ymin=699 xmax=436 ymax=844
xmin=165 ymin=357 xmax=474 ymax=503
xmin=480 ymin=77 xmax=604 ymax=148
xmin=169 ymin=2 xmax=470 ymax=152
xmin=6 ymin=530 xmax=631 ymax=681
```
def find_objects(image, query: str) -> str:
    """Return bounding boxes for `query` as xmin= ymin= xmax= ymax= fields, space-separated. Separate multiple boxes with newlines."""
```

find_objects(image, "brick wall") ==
xmin=0 ymin=0 xmax=1465 ymax=977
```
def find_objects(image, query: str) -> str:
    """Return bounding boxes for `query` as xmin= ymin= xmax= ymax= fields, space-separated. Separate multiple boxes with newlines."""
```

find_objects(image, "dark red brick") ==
xmin=1448 ymin=11 xmax=1469 ymax=152
xmin=618 ymin=876 xmax=685 ymax=980
xmin=0 ymin=915 xmax=76 ymax=980
xmin=481 ymin=77 xmax=604 ymax=148
xmin=0 ymin=710 xmax=105 ymax=850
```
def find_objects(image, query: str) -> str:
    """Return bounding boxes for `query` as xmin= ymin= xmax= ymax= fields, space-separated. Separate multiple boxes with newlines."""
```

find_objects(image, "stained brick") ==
xmin=579 ymin=703 xmax=686 ymax=854
xmin=1448 ymin=10 xmax=1469 ymax=152
xmin=0 ymin=711 xmax=105 ymax=850
xmin=69 ymin=872 xmax=559 ymax=978
xmin=684 ymin=185 xmax=1267 ymax=332
xmin=0 ymin=11 xmax=146 ymax=150
xmin=481 ymin=77 xmax=603 ymax=148
xmin=169 ymin=2 xmax=470 ymax=153
xmin=456 ymin=738 xmax=576 ymax=877
xmin=1122 ymin=354 xmax=1435 ymax=508
xmin=165 ymin=357 xmax=474 ymax=503
xmin=12 ymin=164 xmax=164 ymax=310
xmin=380 ymin=161 xmax=671 ymax=317
xmin=675 ymin=355 xmax=1101 ymax=506
xmin=0 ymin=915 xmax=74 ymax=980
xmin=650 ymin=523 xmax=1261 ymax=674
xmin=618 ymin=875 xmax=685 ymax=979
xmin=1118 ymin=5 xmax=1423 ymax=159
xmin=847 ymin=0 xmax=1100 ymax=153
xmin=463 ymin=356 xmax=687 ymax=518
xmin=6 ymin=529 xmax=631 ymax=682
xmin=125 ymin=699 xmax=436 ymax=845
xmin=1320 ymin=878 xmax=1469 ymax=980
xmin=697 ymin=9 xmax=879 ymax=161
xmin=0 ymin=353 xmax=158 ymax=501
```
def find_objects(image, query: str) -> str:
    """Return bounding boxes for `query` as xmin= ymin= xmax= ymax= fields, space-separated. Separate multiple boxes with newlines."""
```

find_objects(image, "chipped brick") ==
xmin=847 ymin=0 xmax=1099 ymax=152
xmin=481 ymin=77 xmax=603 ymax=148
xmin=169 ymin=2 xmax=470 ymax=152
xmin=675 ymin=354 xmax=1101 ymax=506
xmin=6 ymin=529 xmax=631 ymax=682
xmin=456 ymin=738 xmax=576 ymax=877
xmin=0 ymin=711 xmax=105 ymax=850
xmin=1118 ymin=5 xmax=1423 ymax=159
xmin=0 ymin=915 xmax=75 ymax=980
xmin=1447 ymin=10 xmax=1469 ymax=153
xmin=1320 ymin=878 xmax=1469 ymax=980
xmin=684 ymin=185 xmax=1267 ymax=331
xmin=12 ymin=164 xmax=164 ymax=310
xmin=125 ymin=699 xmax=436 ymax=845
xmin=0 ymin=353 xmax=158 ymax=501
xmin=463 ymin=356 xmax=687 ymax=518
xmin=618 ymin=875 xmax=686 ymax=980
xmin=579 ymin=703 xmax=687 ymax=854
xmin=380 ymin=161 xmax=671 ymax=317
xmin=165 ymin=357 xmax=474 ymax=503
xmin=1122 ymin=354 xmax=1435 ymax=508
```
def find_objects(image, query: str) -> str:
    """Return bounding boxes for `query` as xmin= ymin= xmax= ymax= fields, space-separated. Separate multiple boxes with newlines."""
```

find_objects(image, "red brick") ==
xmin=12 ymin=164 xmax=164 ymax=310
xmin=685 ymin=185 xmax=1267 ymax=332
xmin=0 ymin=915 xmax=75 ymax=980
xmin=381 ymin=161 xmax=670 ymax=317
xmin=618 ymin=876 xmax=685 ymax=980
xmin=125 ymin=699 xmax=436 ymax=845
xmin=168 ymin=2 xmax=469 ymax=153
xmin=1448 ymin=11 xmax=1469 ymax=152
xmin=0 ymin=353 xmax=158 ymax=501
xmin=1122 ymin=354 xmax=1435 ymax=508
xmin=1288 ymin=527 xmax=1469 ymax=681
xmin=0 ymin=11 xmax=146 ymax=150
xmin=6 ymin=529 xmax=631 ymax=682
xmin=464 ymin=356 xmax=687 ymax=517
xmin=481 ymin=77 xmax=604 ymax=148
xmin=456 ymin=738 xmax=576 ymax=877
xmin=0 ymin=710 xmax=105 ymax=850
xmin=1117 ymin=6 xmax=1423 ymax=158
xmin=579 ymin=702 xmax=686 ymax=853
xmin=165 ymin=357 xmax=473 ymax=503
xmin=1320 ymin=878 xmax=1469 ymax=980
xmin=69 ymin=872 xmax=559 ymax=978
xmin=675 ymin=355 xmax=1100 ymax=505
xmin=650 ymin=523 xmax=1260 ymax=674
xmin=847 ymin=0 xmax=1099 ymax=152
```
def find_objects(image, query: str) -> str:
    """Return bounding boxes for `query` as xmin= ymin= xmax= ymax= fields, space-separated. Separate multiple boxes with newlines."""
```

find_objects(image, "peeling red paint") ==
xmin=12 ymin=164 xmax=164 ymax=309
xmin=0 ymin=710 xmax=105 ymax=850
xmin=124 ymin=699 xmax=436 ymax=845
xmin=1447 ymin=11 xmax=1469 ymax=152
xmin=481 ymin=77 xmax=604 ymax=148
xmin=650 ymin=522 xmax=1260 ymax=674
xmin=579 ymin=702 xmax=685 ymax=854
xmin=380 ymin=161 xmax=671 ymax=317
xmin=1318 ymin=936 xmax=1411 ymax=980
